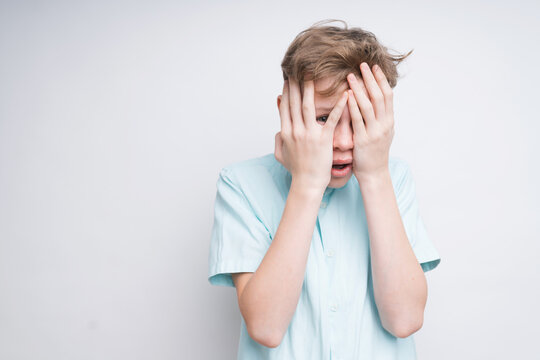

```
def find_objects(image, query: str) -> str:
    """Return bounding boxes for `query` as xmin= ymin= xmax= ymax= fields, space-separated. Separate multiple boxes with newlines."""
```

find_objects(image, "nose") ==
xmin=333 ymin=112 xmax=354 ymax=151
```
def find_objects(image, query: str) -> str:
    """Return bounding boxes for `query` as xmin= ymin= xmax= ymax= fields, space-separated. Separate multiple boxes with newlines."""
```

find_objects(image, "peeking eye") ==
xmin=316 ymin=115 xmax=329 ymax=123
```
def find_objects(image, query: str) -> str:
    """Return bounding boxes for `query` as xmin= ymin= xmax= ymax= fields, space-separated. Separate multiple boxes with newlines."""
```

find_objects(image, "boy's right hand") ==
xmin=274 ymin=79 xmax=349 ymax=193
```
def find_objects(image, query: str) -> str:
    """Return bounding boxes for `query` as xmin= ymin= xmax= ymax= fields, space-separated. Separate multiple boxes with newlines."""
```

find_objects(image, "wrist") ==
xmin=355 ymin=168 xmax=391 ymax=189
xmin=290 ymin=178 xmax=326 ymax=199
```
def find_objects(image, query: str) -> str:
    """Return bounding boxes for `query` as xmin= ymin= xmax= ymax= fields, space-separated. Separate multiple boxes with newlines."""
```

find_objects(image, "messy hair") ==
xmin=281 ymin=19 xmax=412 ymax=96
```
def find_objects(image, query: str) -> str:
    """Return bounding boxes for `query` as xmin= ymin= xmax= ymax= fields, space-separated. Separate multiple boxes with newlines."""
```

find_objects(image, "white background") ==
xmin=1 ymin=0 xmax=539 ymax=359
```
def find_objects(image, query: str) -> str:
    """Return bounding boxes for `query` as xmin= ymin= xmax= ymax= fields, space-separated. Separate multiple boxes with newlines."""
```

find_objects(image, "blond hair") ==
xmin=281 ymin=19 xmax=412 ymax=96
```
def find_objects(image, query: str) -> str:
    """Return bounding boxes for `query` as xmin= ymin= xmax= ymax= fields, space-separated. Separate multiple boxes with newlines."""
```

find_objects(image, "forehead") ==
xmin=313 ymin=77 xmax=349 ymax=111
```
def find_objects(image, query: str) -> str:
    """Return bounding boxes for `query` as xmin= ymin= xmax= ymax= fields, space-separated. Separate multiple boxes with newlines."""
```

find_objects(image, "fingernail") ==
xmin=373 ymin=64 xmax=379 ymax=72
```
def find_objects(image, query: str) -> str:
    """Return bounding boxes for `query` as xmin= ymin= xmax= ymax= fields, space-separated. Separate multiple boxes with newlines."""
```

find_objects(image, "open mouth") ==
xmin=332 ymin=163 xmax=350 ymax=169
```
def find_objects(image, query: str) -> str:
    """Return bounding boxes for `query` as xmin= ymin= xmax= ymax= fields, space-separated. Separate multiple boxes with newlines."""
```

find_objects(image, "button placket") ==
xmin=320 ymin=189 xmax=338 ymax=317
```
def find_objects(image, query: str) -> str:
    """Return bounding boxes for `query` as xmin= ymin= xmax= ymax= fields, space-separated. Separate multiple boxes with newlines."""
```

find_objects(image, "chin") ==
xmin=328 ymin=173 xmax=353 ymax=189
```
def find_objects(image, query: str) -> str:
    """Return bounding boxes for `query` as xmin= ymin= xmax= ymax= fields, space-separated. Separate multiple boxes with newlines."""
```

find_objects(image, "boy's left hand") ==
xmin=346 ymin=62 xmax=395 ymax=183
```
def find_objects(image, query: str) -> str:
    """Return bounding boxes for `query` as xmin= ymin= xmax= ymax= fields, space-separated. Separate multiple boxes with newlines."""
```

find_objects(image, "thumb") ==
xmin=274 ymin=131 xmax=283 ymax=164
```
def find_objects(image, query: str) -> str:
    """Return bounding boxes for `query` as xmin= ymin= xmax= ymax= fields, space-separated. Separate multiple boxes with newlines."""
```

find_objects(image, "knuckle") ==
xmin=292 ymin=107 xmax=303 ymax=119
xmin=281 ymin=130 xmax=291 ymax=140
xmin=291 ymin=130 xmax=302 ymax=141
xmin=365 ymin=103 xmax=374 ymax=113
xmin=288 ymin=97 xmax=297 ymax=108
xmin=372 ymin=93 xmax=384 ymax=103
xmin=371 ymin=127 xmax=383 ymax=138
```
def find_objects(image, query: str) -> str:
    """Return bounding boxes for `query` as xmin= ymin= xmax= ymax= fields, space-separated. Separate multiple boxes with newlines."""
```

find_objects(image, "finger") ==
xmin=347 ymin=89 xmax=366 ymax=137
xmin=279 ymin=81 xmax=292 ymax=136
xmin=288 ymin=79 xmax=305 ymax=135
xmin=302 ymin=80 xmax=316 ymax=129
xmin=347 ymin=73 xmax=376 ymax=128
xmin=372 ymin=64 xmax=394 ymax=117
xmin=323 ymin=90 xmax=348 ymax=134
xmin=359 ymin=62 xmax=385 ymax=119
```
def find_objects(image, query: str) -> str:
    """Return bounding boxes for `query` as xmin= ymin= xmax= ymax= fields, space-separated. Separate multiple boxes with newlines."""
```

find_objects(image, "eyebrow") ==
xmin=316 ymin=106 xmax=334 ymax=112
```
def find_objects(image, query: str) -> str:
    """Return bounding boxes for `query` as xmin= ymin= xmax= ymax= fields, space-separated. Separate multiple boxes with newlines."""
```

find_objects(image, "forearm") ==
xmin=239 ymin=180 xmax=323 ymax=347
xmin=358 ymin=169 xmax=427 ymax=338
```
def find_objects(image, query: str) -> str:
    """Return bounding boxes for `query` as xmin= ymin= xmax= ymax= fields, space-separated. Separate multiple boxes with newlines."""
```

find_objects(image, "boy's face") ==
xmin=313 ymin=77 xmax=354 ymax=189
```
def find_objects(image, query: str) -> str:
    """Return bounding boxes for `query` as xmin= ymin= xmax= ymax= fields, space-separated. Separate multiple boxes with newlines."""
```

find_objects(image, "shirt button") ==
xmin=326 ymin=249 xmax=334 ymax=257
xmin=320 ymin=201 xmax=327 ymax=208
xmin=330 ymin=304 xmax=338 ymax=312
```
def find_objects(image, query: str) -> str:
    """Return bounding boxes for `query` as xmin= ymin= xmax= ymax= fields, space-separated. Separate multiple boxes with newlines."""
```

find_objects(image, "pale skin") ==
xmin=232 ymin=62 xmax=427 ymax=347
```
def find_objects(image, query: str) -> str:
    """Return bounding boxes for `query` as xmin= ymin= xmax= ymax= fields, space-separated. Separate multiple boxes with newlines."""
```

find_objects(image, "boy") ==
xmin=208 ymin=20 xmax=441 ymax=359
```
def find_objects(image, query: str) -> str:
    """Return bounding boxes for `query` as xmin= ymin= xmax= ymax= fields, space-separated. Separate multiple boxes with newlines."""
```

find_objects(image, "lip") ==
xmin=331 ymin=163 xmax=352 ymax=177
xmin=332 ymin=159 xmax=353 ymax=165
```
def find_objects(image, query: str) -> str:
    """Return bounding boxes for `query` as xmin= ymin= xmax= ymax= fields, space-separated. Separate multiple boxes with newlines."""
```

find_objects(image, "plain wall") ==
xmin=1 ymin=0 xmax=539 ymax=359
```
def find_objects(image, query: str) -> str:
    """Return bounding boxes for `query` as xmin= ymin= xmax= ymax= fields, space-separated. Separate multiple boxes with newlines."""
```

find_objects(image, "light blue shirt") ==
xmin=208 ymin=153 xmax=441 ymax=360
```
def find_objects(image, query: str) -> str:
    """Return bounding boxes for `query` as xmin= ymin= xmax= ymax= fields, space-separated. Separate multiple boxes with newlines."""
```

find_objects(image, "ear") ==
xmin=277 ymin=95 xmax=282 ymax=110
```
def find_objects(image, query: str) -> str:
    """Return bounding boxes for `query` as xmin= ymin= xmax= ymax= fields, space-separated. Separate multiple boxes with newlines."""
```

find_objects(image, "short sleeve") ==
xmin=395 ymin=162 xmax=441 ymax=273
xmin=207 ymin=168 xmax=272 ymax=287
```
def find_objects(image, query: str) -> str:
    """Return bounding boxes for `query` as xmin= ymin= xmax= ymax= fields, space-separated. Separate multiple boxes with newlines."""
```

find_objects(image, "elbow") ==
xmin=258 ymin=335 xmax=283 ymax=349
xmin=246 ymin=322 xmax=284 ymax=348
xmin=239 ymin=299 xmax=285 ymax=348
xmin=385 ymin=315 xmax=424 ymax=339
